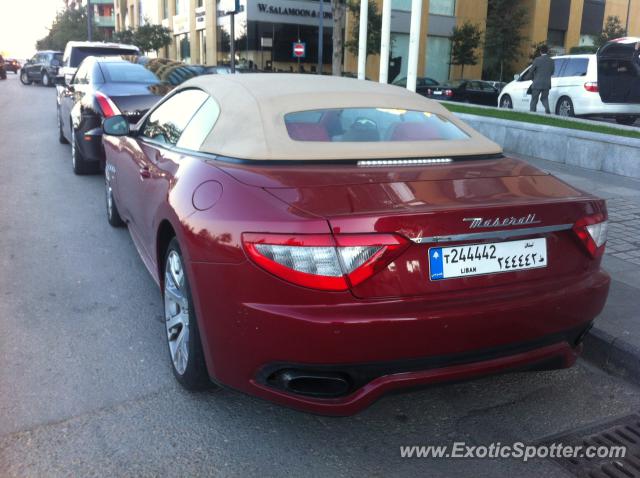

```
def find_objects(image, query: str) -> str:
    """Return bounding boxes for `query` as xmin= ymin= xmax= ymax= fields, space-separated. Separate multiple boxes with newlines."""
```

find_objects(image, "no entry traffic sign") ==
xmin=292 ymin=42 xmax=306 ymax=58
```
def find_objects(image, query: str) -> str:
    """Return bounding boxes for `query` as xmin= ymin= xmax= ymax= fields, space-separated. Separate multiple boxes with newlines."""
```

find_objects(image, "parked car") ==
xmin=59 ymin=41 xmax=140 ymax=85
xmin=424 ymin=80 xmax=500 ymax=106
xmin=487 ymin=80 xmax=507 ymax=92
xmin=392 ymin=76 xmax=439 ymax=95
xmin=20 ymin=51 xmax=62 ymax=86
xmin=499 ymin=53 xmax=640 ymax=124
xmin=102 ymin=74 xmax=610 ymax=415
xmin=4 ymin=58 xmax=20 ymax=73
xmin=57 ymin=56 xmax=201 ymax=174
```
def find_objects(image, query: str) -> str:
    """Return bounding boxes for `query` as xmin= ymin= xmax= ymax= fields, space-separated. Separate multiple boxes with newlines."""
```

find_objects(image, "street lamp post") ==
xmin=317 ymin=0 xmax=324 ymax=74
xmin=87 ymin=0 xmax=94 ymax=41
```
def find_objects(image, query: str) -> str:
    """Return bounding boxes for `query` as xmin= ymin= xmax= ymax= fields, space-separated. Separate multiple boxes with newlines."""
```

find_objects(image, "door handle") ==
xmin=139 ymin=166 xmax=151 ymax=179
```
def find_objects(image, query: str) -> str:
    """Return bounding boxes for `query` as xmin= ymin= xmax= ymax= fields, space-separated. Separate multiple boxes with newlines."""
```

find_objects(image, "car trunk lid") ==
xmin=217 ymin=156 xmax=606 ymax=299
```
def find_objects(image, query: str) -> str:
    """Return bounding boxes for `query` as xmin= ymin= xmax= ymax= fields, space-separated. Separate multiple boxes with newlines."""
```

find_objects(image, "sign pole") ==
xmin=406 ymin=0 xmax=422 ymax=92
xmin=379 ymin=0 xmax=391 ymax=83
xmin=87 ymin=0 xmax=93 ymax=42
xmin=230 ymin=12 xmax=235 ymax=73
xmin=317 ymin=0 xmax=324 ymax=74
xmin=357 ymin=0 xmax=368 ymax=80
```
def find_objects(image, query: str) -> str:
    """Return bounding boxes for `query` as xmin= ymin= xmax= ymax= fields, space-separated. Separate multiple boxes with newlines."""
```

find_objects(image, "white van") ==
xmin=498 ymin=54 xmax=640 ymax=125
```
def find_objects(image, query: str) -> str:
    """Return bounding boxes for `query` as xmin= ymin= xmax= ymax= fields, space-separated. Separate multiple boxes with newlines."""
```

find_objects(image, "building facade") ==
xmin=67 ymin=0 xmax=116 ymax=39
xmin=114 ymin=0 xmax=640 ymax=81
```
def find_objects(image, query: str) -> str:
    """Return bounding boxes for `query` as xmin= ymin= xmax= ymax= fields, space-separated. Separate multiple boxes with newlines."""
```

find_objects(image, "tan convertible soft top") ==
xmin=178 ymin=73 xmax=502 ymax=161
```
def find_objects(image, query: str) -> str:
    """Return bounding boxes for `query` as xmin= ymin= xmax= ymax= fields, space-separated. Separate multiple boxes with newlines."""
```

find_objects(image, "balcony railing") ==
xmin=94 ymin=15 xmax=115 ymax=27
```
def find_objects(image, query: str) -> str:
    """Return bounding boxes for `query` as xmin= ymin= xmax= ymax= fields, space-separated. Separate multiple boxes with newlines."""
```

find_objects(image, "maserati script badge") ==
xmin=463 ymin=214 xmax=541 ymax=229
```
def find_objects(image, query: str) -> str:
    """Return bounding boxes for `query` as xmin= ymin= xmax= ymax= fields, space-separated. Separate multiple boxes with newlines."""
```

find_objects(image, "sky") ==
xmin=0 ymin=0 xmax=66 ymax=59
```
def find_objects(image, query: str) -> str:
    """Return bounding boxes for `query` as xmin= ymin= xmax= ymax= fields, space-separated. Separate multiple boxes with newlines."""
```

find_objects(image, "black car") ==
xmin=391 ymin=76 xmax=440 ymax=94
xmin=20 ymin=51 xmax=62 ymax=87
xmin=4 ymin=58 xmax=20 ymax=73
xmin=424 ymin=80 xmax=500 ymax=106
xmin=56 ymin=56 xmax=206 ymax=175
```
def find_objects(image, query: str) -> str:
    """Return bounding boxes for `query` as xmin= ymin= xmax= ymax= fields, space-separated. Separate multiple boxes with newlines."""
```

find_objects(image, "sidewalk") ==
xmin=520 ymin=154 xmax=640 ymax=382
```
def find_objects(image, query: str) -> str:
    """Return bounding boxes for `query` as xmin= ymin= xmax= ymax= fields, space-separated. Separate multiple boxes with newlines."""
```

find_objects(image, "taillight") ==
xmin=584 ymin=82 xmax=599 ymax=93
xmin=573 ymin=213 xmax=608 ymax=258
xmin=444 ymin=89 xmax=453 ymax=97
xmin=242 ymin=233 xmax=408 ymax=291
xmin=95 ymin=91 xmax=120 ymax=118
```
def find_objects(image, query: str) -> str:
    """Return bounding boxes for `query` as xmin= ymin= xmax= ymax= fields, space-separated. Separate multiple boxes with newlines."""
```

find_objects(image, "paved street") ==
xmin=1 ymin=73 xmax=640 ymax=477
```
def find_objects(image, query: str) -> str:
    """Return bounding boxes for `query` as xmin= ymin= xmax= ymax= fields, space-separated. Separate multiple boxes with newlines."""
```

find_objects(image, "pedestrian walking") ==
xmin=529 ymin=44 xmax=555 ymax=114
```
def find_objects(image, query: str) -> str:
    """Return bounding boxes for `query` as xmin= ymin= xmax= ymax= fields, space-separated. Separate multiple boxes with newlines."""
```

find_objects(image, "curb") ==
xmin=453 ymin=112 xmax=640 ymax=180
xmin=583 ymin=326 xmax=640 ymax=385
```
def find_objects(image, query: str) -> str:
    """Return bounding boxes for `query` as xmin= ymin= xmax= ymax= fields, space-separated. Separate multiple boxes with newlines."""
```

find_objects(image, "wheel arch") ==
xmin=156 ymin=220 xmax=177 ymax=286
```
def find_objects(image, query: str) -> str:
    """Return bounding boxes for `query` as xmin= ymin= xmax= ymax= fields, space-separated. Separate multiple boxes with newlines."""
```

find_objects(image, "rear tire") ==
xmin=163 ymin=238 xmax=212 ymax=391
xmin=615 ymin=116 xmax=638 ymax=126
xmin=500 ymin=95 xmax=513 ymax=109
xmin=71 ymin=127 xmax=98 ymax=175
xmin=20 ymin=70 xmax=31 ymax=85
xmin=105 ymin=169 xmax=125 ymax=227
xmin=556 ymin=97 xmax=575 ymax=117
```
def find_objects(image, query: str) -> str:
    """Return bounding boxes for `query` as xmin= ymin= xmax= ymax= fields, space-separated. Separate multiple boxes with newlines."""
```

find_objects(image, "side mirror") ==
xmin=103 ymin=115 xmax=130 ymax=136
xmin=513 ymin=74 xmax=520 ymax=81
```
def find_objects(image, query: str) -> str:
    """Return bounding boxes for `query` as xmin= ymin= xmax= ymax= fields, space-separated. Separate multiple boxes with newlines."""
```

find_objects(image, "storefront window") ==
xmin=391 ymin=33 xmax=409 ymax=82
xmin=429 ymin=0 xmax=455 ymax=15
xmin=163 ymin=0 xmax=168 ymax=19
xmin=391 ymin=0 xmax=412 ymax=11
xmin=425 ymin=36 xmax=451 ymax=83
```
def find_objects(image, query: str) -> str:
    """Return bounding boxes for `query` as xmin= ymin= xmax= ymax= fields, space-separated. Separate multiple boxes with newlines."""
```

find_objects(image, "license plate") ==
xmin=428 ymin=238 xmax=547 ymax=281
xmin=432 ymin=91 xmax=443 ymax=95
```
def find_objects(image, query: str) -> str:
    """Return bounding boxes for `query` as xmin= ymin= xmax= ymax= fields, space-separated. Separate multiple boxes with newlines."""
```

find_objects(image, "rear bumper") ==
xmin=78 ymin=127 xmax=104 ymax=164
xmin=189 ymin=260 xmax=610 ymax=415
xmin=573 ymin=94 xmax=640 ymax=116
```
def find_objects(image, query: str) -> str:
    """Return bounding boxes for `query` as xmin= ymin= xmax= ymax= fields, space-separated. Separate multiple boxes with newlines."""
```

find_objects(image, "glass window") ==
xmin=176 ymin=98 xmax=220 ymax=150
xmin=284 ymin=108 xmax=468 ymax=142
xmin=391 ymin=0 xmax=412 ymax=11
xmin=73 ymin=61 xmax=91 ymax=84
xmin=425 ymin=36 xmax=452 ymax=83
xmin=70 ymin=47 xmax=139 ymax=68
xmin=100 ymin=62 xmax=160 ymax=83
xmin=141 ymin=89 xmax=209 ymax=146
xmin=561 ymin=58 xmax=589 ymax=77
xmin=552 ymin=58 xmax=568 ymax=77
xmin=429 ymin=0 xmax=455 ymax=15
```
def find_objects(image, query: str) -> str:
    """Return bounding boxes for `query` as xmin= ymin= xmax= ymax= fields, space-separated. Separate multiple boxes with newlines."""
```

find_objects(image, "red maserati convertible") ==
xmin=102 ymin=74 xmax=610 ymax=415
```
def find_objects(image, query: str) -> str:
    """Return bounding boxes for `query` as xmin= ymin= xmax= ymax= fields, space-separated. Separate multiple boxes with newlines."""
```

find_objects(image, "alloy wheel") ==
xmin=164 ymin=250 xmax=190 ymax=375
xmin=558 ymin=99 xmax=573 ymax=117
xmin=105 ymin=174 xmax=114 ymax=220
xmin=500 ymin=96 xmax=512 ymax=109
xmin=71 ymin=128 xmax=77 ymax=170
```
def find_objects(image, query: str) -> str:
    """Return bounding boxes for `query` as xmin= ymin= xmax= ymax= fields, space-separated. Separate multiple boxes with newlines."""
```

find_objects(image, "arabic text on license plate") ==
xmin=428 ymin=238 xmax=547 ymax=281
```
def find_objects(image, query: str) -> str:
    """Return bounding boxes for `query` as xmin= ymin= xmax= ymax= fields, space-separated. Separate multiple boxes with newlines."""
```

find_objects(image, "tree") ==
xmin=133 ymin=24 xmax=172 ymax=55
xmin=36 ymin=6 xmax=104 ymax=51
xmin=593 ymin=15 xmax=626 ymax=49
xmin=112 ymin=28 xmax=136 ymax=46
xmin=482 ymin=0 xmax=528 ymax=82
xmin=529 ymin=41 xmax=557 ymax=61
xmin=451 ymin=21 xmax=482 ymax=80
xmin=113 ymin=24 xmax=172 ymax=55
xmin=345 ymin=0 xmax=382 ymax=57
xmin=331 ymin=0 xmax=346 ymax=76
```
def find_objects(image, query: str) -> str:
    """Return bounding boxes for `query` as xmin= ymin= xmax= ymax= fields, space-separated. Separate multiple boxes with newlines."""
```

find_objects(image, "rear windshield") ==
xmin=70 ymin=47 xmax=138 ymax=67
xmin=100 ymin=62 xmax=159 ymax=83
xmin=284 ymin=108 xmax=468 ymax=142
